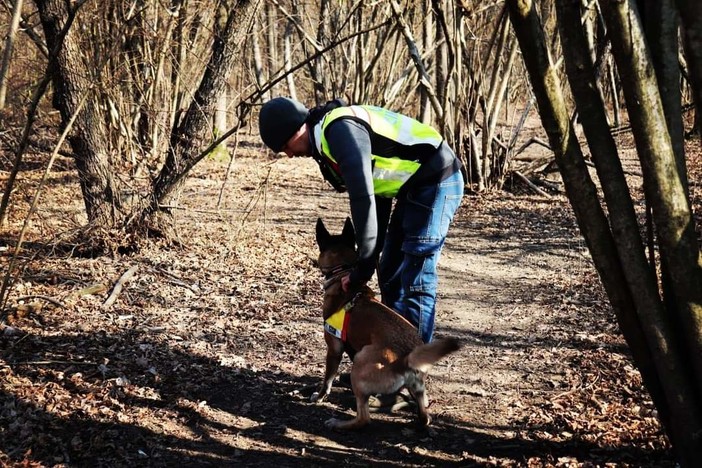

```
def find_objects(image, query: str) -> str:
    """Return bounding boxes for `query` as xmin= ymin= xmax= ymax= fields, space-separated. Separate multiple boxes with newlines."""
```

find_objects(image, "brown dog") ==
xmin=311 ymin=217 xmax=460 ymax=430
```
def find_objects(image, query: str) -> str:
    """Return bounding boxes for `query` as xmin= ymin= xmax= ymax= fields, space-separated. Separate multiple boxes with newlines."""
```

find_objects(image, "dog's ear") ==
xmin=341 ymin=217 xmax=355 ymax=247
xmin=315 ymin=218 xmax=331 ymax=250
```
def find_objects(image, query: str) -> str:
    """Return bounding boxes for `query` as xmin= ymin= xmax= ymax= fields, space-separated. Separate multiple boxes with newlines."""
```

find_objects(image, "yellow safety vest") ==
xmin=313 ymin=106 xmax=443 ymax=197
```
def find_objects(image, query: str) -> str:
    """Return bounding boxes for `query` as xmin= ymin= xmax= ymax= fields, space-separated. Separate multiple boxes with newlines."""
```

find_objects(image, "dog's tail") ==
xmin=406 ymin=337 xmax=461 ymax=373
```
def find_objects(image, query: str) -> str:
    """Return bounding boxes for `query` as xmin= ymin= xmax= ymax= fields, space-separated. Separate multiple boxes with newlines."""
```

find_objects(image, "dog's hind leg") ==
xmin=325 ymin=346 xmax=404 ymax=430
xmin=405 ymin=372 xmax=431 ymax=427
xmin=325 ymin=393 xmax=371 ymax=430
xmin=311 ymin=335 xmax=344 ymax=403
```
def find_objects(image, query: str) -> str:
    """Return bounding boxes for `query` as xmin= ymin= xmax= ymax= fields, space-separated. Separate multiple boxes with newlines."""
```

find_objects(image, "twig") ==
xmin=102 ymin=265 xmax=139 ymax=309
xmin=513 ymin=171 xmax=551 ymax=197
xmin=217 ymin=130 xmax=241 ymax=209
xmin=152 ymin=267 xmax=200 ymax=293
xmin=15 ymin=295 xmax=66 ymax=308
xmin=15 ymin=360 xmax=97 ymax=366
xmin=514 ymin=136 xmax=551 ymax=156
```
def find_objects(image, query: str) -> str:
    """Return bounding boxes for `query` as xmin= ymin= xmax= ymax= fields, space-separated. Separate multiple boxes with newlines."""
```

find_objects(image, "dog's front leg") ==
xmin=310 ymin=335 xmax=344 ymax=403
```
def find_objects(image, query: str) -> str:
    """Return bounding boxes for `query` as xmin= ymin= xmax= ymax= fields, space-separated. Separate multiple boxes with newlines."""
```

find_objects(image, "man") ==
xmin=258 ymin=97 xmax=463 ymax=343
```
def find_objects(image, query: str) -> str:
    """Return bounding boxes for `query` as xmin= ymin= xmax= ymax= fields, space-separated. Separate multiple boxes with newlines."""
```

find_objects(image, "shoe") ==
xmin=368 ymin=390 xmax=413 ymax=413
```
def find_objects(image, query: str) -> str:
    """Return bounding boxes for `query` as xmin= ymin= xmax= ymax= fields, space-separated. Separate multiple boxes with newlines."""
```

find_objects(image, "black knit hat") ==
xmin=258 ymin=97 xmax=309 ymax=152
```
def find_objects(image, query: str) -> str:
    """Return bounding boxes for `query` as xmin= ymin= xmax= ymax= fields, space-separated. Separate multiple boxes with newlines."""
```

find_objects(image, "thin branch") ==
xmin=389 ymin=0 xmax=443 ymax=118
xmin=0 ymin=89 xmax=90 ymax=319
xmin=102 ymin=265 xmax=139 ymax=309
xmin=15 ymin=295 xmax=66 ymax=308
xmin=513 ymin=170 xmax=551 ymax=197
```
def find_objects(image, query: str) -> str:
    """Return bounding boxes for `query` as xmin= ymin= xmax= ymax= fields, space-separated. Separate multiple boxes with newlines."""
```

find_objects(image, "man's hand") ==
xmin=341 ymin=274 xmax=351 ymax=292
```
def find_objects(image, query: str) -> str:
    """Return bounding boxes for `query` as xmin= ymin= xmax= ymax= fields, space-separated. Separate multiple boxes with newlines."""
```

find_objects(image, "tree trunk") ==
xmin=600 ymin=0 xmax=702 ymax=397
xmin=0 ymin=0 xmax=24 ymax=111
xmin=283 ymin=21 xmax=297 ymax=100
xmin=252 ymin=14 xmax=269 ymax=101
xmin=642 ymin=0 xmax=687 ymax=192
xmin=148 ymin=1 xmax=259 ymax=234
xmin=508 ymin=0 xmax=702 ymax=463
xmin=265 ymin=1 xmax=278 ymax=97
xmin=556 ymin=0 xmax=688 ymax=446
xmin=213 ymin=91 xmax=229 ymax=157
xmin=36 ymin=0 xmax=122 ymax=226
xmin=639 ymin=0 xmax=690 ymax=385
xmin=390 ymin=0 xmax=443 ymax=118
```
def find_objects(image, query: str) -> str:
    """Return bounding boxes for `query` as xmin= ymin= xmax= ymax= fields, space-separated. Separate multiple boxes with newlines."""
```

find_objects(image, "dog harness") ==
xmin=324 ymin=301 xmax=352 ymax=341
xmin=324 ymin=292 xmax=363 ymax=341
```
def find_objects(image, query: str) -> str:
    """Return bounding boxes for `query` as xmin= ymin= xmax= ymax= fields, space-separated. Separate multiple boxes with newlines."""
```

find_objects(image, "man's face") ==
xmin=281 ymin=125 xmax=310 ymax=157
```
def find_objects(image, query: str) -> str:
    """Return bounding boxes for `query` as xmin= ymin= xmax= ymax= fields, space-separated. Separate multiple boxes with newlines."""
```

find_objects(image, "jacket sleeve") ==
xmin=325 ymin=119 xmax=379 ymax=285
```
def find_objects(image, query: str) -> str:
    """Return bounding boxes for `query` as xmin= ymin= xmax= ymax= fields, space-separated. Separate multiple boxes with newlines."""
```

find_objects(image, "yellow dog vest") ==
xmin=324 ymin=302 xmax=353 ymax=341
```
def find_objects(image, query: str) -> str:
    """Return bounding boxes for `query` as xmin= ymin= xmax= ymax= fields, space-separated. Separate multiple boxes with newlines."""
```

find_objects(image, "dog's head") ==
xmin=315 ymin=217 xmax=357 ymax=275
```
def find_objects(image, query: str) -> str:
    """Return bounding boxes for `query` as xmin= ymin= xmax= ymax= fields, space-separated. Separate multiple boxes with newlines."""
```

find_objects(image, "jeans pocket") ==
xmin=402 ymin=194 xmax=455 ymax=256
xmin=441 ymin=193 xmax=463 ymax=235
xmin=402 ymin=184 xmax=437 ymax=241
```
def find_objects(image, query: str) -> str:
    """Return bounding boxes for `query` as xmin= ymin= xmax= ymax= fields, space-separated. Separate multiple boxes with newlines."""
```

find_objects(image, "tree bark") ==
xmin=641 ymin=0 xmax=687 ymax=192
xmin=36 ymin=0 xmax=122 ymax=226
xmin=508 ymin=0 xmax=702 ymax=463
xmin=600 ymin=0 xmax=702 ymax=399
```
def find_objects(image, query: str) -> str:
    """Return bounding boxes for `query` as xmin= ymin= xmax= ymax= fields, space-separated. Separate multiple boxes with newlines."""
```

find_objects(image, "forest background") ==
xmin=1 ymin=0 xmax=702 ymax=466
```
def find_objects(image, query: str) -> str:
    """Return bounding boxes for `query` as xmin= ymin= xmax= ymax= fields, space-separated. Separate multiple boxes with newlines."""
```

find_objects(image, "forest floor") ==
xmin=2 ymin=131 xmax=699 ymax=467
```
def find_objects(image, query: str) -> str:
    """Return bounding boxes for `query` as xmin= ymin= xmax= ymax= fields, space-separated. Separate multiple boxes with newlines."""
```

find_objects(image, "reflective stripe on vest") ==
xmin=313 ymin=106 xmax=443 ymax=197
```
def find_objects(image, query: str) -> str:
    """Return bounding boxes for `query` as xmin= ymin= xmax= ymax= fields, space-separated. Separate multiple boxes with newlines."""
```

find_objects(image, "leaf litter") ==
xmin=1 ymin=139 xmax=694 ymax=466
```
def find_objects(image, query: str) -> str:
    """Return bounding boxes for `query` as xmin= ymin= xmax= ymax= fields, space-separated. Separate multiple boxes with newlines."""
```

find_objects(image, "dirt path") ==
xmin=0 ymin=153 xmax=673 ymax=467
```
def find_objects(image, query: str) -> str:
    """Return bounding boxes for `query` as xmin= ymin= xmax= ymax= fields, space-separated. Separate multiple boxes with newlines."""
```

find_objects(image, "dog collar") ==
xmin=321 ymin=264 xmax=355 ymax=290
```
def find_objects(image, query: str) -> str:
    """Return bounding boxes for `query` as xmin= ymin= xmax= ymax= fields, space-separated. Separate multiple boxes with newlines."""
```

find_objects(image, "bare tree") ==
xmin=146 ymin=1 xmax=260 ymax=235
xmin=506 ymin=0 xmax=702 ymax=464
xmin=675 ymin=0 xmax=702 ymax=137
xmin=26 ymin=0 xmax=260 ymax=240
xmin=0 ymin=0 xmax=24 ymax=110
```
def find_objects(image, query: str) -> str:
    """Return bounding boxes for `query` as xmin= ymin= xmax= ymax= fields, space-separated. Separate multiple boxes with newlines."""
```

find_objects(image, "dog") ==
xmin=311 ymin=217 xmax=460 ymax=430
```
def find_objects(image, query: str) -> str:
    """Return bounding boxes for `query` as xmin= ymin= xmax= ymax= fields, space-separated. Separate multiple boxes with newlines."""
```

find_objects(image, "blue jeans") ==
xmin=378 ymin=170 xmax=464 ymax=343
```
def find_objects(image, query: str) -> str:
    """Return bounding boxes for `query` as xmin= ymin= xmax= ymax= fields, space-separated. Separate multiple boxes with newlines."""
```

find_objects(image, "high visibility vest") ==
xmin=313 ymin=105 xmax=443 ymax=197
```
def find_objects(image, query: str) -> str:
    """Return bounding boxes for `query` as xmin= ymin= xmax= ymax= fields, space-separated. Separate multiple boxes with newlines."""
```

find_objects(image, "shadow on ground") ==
xmin=1 ymin=327 xmax=673 ymax=467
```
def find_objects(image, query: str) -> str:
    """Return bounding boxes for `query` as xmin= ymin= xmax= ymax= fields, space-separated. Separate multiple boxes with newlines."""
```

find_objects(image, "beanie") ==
xmin=258 ymin=97 xmax=310 ymax=152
